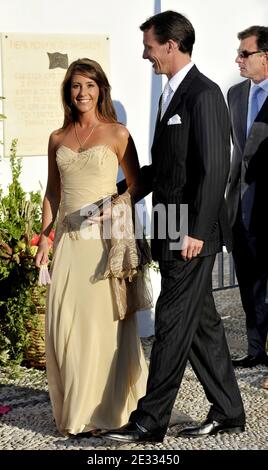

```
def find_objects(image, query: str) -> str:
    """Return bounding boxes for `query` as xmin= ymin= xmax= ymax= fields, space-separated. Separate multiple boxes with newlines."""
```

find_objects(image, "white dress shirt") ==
xmin=160 ymin=62 xmax=195 ymax=120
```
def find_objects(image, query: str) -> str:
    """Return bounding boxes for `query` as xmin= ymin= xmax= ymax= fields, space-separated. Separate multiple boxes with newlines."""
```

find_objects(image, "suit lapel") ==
xmin=236 ymin=80 xmax=250 ymax=152
xmin=229 ymin=80 xmax=250 ymax=154
xmin=153 ymin=96 xmax=162 ymax=141
xmin=153 ymin=65 xmax=199 ymax=143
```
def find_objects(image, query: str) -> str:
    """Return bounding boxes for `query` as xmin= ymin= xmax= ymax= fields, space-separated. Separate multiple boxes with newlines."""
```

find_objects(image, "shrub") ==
xmin=0 ymin=139 xmax=49 ymax=365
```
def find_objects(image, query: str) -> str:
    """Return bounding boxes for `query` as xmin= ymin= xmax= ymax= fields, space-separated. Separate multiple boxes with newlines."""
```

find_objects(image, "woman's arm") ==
xmin=115 ymin=125 xmax=150 ymax=202
xmin=115 ymin=126 xmax=140 ymax=197
xmin=35 ymin=132 xmax=61 ymax=267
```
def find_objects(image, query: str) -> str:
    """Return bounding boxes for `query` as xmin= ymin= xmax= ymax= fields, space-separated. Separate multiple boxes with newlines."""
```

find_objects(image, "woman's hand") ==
xmin=35 ymin=238 xmax=50 ymax=267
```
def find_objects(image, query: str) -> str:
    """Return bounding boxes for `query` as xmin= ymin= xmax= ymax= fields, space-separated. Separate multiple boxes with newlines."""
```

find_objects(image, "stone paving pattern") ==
xmin=0 ymin=288 xmax=267 ymax=451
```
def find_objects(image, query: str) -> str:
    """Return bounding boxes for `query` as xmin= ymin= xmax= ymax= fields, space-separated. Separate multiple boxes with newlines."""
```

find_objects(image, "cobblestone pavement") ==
xmin=0 ymin=288 xmax=267 ymax=455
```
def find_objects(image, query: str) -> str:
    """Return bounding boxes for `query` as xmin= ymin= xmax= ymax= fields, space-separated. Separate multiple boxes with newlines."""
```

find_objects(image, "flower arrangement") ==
xmin=0 ymin=139 xmax=52 ymax=365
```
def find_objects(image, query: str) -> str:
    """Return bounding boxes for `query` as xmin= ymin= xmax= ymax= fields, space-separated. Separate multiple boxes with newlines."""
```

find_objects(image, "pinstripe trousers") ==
xmin=130 ymin=255 xmax=245 ymax=433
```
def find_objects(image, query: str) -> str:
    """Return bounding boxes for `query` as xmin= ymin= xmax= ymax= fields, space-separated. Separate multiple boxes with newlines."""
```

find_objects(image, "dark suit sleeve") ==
xmin=188 ymin=88 xmax=230 ymax=239
xmin=116 ymin=178 xmax=128 ymax=195
xmin=117 ymin=164 xmax=153 ymax=202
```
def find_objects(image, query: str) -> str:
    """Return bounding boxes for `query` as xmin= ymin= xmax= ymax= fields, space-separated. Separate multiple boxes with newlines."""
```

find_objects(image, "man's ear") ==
xmin=167 ymin=39 xmax=179 ymax=52
xmin=261 ymin=51 xmax=268 ymax=68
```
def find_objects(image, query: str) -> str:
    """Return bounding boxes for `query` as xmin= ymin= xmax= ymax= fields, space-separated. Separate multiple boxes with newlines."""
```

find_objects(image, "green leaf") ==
xmin=0 ymin=138 xmax=45 ymax=366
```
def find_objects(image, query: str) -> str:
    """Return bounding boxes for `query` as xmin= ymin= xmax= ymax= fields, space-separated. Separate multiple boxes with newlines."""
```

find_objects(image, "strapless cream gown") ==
xmin=46 ymin=145 xmax=148 ymax=435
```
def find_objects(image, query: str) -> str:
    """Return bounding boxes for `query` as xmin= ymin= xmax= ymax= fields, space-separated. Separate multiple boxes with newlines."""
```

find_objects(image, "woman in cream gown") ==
xmin=36 ymin=58 xmax=148 ymax=436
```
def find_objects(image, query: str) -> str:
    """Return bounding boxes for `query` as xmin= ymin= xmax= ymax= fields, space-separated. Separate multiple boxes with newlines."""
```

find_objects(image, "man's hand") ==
xmin=181 ymin=235 xmax=204 ymax=261
xmin=86 ymin=205 xmax=112 ymax=224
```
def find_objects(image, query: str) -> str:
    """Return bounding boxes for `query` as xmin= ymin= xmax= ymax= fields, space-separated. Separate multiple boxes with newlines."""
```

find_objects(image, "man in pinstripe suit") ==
xmin=103 ymin=10 xmax=245 ymax=442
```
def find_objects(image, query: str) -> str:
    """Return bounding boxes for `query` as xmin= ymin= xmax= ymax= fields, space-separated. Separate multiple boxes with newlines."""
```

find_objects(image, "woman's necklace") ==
xmin=74 ymin=122 xmax=96 ymax=153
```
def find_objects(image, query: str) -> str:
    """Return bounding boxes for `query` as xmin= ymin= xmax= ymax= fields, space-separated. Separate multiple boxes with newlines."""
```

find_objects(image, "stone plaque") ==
xmin=1 ymin=33 xmax=109 ymax=156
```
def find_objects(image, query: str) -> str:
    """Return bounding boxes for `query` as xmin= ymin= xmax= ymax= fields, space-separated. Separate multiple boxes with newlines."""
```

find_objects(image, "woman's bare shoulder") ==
xmin=50 ymin=127 xmax=66 ymax=141
xmin=109 ymin=122 xmax=130 ymax=141
xmin=49 ymin=127 xmax=69 ymax=150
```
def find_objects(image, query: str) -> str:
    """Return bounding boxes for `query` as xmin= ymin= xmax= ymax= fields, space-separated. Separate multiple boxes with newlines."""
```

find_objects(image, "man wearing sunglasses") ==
xmin=226 ymin=26 xmax=268 ymax=368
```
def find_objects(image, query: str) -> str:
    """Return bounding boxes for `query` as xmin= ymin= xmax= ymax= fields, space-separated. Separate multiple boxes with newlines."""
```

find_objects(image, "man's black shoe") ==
xmin=232 ymin=354 xmax=268 ymax=368
xmin=177 ymin=419 xmax=245 ymax=438
xmin=101 ymin=421 xmax=164 ymax=443
xmin=70 ymin=430 xmax=101 ymax=439
xmin=71 ymin=431 xmax=94 ymax=439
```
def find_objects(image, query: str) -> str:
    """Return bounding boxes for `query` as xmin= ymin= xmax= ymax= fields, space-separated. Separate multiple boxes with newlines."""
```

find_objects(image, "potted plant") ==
xmin=0 ymin=139 xmax=52 ymax=366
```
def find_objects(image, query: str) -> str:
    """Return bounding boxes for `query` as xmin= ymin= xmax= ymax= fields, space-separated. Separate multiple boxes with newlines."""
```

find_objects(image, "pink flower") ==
xmin=0 ymin=405 xmax=11 ymax=415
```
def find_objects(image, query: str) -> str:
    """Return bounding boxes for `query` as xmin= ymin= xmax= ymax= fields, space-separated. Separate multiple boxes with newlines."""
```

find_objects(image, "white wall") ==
xmin=1 ymin=0 xmax=267 ymax=194
xmin=163 ymin=0 xmax=268 ymax=95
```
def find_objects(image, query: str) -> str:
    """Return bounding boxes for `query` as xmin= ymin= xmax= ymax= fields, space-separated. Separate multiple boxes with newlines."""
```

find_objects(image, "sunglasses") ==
xmin=237 ymin=49 xmax=266 ymax=59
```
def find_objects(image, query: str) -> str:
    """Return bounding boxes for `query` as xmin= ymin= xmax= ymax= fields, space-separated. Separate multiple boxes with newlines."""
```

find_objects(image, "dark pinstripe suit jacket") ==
xmin=226 ymin=79 xmax=268 ymax=244
xmin=142 ymin=65 xmax=232 ymax=261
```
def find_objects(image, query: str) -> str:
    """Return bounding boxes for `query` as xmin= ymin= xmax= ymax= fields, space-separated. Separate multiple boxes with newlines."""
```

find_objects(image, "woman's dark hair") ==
xmin=61 ymin=58 xmax=117 ymax=129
